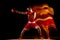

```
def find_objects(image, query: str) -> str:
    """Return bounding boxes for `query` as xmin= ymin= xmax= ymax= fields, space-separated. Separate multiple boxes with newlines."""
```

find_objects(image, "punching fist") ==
xmin=11 ymin=8 xmax=16 ymax=13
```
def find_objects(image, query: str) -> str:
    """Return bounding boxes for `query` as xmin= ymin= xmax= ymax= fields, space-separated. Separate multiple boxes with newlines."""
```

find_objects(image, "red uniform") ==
xmin=24 ymin=11 xmax=38 ymax=29
xmin=11 ymin=9 xmax=39 ymax=29
xmin=36 ymin=14 xmax=56 ymax=28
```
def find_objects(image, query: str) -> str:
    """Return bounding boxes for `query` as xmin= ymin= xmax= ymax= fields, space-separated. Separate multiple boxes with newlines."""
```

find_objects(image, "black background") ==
xmin=0 ymin=0 xmax=60 ymax=39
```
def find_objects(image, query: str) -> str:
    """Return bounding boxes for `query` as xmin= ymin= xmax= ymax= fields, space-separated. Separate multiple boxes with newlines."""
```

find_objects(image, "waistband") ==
xmin=28 ymin=21 xmax=35 ymax=23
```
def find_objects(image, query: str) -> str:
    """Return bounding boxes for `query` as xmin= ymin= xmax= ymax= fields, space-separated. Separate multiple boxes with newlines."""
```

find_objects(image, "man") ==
xmin=11 ymin=7 xmax=42 ymax=39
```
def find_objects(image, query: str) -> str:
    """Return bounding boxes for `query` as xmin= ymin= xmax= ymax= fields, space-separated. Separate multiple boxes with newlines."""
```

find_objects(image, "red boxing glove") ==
xmin=11 ymin=8 xmax=16 ymax=13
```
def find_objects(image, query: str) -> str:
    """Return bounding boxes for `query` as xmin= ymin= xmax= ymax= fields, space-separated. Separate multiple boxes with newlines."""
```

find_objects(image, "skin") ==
xmin=11 ymin=4 xmax=57 ymax=39
xmin=13 ymin=8 xmax=42 ymax=39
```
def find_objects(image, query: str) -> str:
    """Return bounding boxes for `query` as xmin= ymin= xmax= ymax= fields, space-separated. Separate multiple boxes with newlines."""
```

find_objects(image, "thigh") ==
xmin=24 ymin=23 xmax=31 ymax=30
xmin=32 ymin=23 xmax=39 ymax=28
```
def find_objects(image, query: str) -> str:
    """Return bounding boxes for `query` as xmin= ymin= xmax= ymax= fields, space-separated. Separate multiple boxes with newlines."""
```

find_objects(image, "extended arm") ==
xmin=16 ymin=10 xmax=26 ymax=15
xmin=11 ymin=9 xmax=26 ymax=15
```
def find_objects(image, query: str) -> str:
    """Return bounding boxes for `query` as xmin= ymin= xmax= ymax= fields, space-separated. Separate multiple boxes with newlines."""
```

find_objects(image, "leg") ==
xmin=49 ymin=24 xmax=57 ymax=39
xmin=42 ymin=25 xmax=50 ymax=40
xmin=18 ymin=28 xmax=28 ymax=40
xmin=45 ymin=27 xmax=50 ymax=39
xmin=18 ymin=23 xmax=30 ymax=40
xmin=20 ymin=28 xmax=28 ymax=38
xmin=35 ymin=26 xmax=44 ymax=39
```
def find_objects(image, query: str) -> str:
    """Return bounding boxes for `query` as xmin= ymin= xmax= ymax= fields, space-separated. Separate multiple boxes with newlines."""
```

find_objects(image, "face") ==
xmin=27 ymin=8 xmax=33 ymax=12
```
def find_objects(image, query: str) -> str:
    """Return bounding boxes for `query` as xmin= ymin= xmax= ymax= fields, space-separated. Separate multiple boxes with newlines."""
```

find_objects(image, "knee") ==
xmin=21 ymin=28 xmax=28 ymax=32
xmin=35 ymin=26 xmax=41 ymax=32
xmin=35 ymin=26 xmax=40 ymax=29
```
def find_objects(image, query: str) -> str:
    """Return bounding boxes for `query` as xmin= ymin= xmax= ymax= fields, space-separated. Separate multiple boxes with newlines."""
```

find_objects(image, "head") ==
xmin=27 ymin=7 xmax=33 ymax=12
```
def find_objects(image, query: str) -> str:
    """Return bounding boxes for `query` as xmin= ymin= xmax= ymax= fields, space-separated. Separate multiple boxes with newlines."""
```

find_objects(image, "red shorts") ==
xmin=36 ymin=18 xmax=56 ymax=28
xmin=24 ymin=21 xmax=38 ymax=29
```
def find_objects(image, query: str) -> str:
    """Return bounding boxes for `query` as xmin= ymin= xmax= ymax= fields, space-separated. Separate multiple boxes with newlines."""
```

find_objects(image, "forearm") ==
xmin=16 ymin=10 xmax=26 ymax=15
xmin=11 ymin=9 xmax=26 ymax=15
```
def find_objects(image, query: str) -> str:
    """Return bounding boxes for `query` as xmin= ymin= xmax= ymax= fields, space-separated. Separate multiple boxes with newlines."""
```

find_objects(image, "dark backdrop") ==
xmin=0 ymin=0 xmax=60 ymax=39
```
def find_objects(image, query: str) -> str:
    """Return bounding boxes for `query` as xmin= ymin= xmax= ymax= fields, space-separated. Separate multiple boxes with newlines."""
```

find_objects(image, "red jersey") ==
xmin=26 ymin=11 xmax=35 ymax=22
